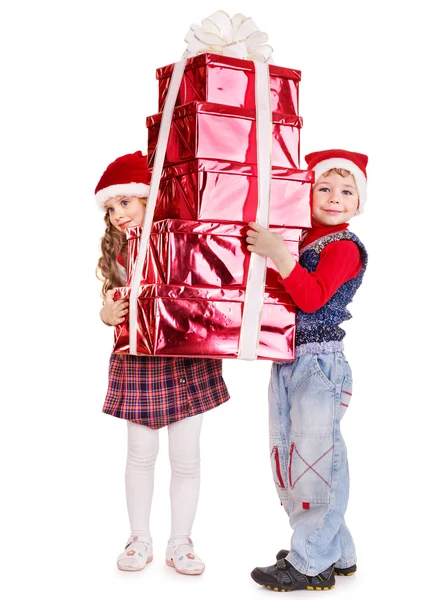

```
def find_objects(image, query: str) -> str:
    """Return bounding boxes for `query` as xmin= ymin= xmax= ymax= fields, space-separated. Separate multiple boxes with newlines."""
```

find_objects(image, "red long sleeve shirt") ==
xmin=280 ymin=223 xmax=362 ymax=313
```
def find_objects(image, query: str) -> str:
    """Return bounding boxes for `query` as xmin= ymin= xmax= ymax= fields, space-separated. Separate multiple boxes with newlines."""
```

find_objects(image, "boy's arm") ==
xmin=246 ymin=223 xmax=362 ymax=312
xmin=280 ymin=241 xmax=362 ymax=312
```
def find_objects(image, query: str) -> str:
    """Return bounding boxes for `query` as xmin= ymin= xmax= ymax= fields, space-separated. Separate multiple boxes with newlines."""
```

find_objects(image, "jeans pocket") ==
xmin=313 ymin=354 xmax=336 ymax=390
xmin=288 ymin=436 xmax=334 ymax=504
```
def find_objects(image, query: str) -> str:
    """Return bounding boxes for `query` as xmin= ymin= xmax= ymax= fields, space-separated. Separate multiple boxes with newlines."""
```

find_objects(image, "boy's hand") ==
xmin=100 ymin=289 xmax=129 ymax=326
xmin=246 ymin=222 xmax=286 ymax=258
xmin=246 ymin=222 xmax=297 ymax=279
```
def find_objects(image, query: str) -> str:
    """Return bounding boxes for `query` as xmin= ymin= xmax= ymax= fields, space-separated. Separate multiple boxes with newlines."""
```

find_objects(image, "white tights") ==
xmin=125 ymin=414 xmax=203 ymax=543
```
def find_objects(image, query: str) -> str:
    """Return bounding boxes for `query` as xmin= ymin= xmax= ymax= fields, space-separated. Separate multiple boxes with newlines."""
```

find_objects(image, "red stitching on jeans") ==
xmin=343 ymin=391 xmax=352 ymax=396
xmin=271 ymin=446 xmax=286 ymax=489
xmin=289 ymin=442 xmax=295 ymax=488
xmin=340 ymin=402 xmax=349 ymax=407
xmin=290 ymin=445 xmax=334 ymax=489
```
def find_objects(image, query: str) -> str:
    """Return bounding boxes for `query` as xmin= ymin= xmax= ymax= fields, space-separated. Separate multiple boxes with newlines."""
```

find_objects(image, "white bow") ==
xmin=184 ymin=10 xmax=273 ymax=63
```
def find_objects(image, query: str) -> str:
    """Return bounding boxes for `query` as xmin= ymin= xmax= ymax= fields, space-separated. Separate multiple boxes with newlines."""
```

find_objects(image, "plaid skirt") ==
xmin=103 ymin=353 xmax=230 ymax=429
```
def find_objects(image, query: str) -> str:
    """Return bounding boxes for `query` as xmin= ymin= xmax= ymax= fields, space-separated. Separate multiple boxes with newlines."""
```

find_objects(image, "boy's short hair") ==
xmin=321 ymin=167 xmax=354 ymax=179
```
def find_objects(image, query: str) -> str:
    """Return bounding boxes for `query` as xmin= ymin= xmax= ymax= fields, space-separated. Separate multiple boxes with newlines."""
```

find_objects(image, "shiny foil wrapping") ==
xmin=151 ymin=160 xmax=313 ymax=227
xmin=126 ymin=222 xmax=302 ymax=290
xmin=125 ymin=227 xmax=158 ymax=287
xmin=146 ymin=102 xmax=302 ymax=169
xmin=113 ymin=284 xmax=296 ymax=360
xmin=115 ymin=53 xmax=308 ymax=360
xmin=156 ymin=53 xmax=301 ymax=115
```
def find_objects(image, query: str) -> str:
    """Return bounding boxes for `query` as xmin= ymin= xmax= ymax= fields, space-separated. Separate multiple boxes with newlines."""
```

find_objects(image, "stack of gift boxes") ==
xmin=113 ymin=53 xmax=313 ymax=360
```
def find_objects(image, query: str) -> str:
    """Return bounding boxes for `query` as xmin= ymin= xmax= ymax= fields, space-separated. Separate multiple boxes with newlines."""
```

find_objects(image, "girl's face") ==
xmin=104 ymin=196 xmax=146 ymax=232
xmin=311 ymin=172 xmax=359 ymax=226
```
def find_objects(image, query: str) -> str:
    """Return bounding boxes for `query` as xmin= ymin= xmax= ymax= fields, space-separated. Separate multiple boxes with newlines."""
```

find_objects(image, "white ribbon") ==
xmin=129 ymin=59 xmax=186 ymax=354
xmin=237 ymin=62 xmax=272 ymax=360
xmin=184 ymin=11 xmax=273 ymax=63
xmin=129 ymin=11 xmax=274 ymax=359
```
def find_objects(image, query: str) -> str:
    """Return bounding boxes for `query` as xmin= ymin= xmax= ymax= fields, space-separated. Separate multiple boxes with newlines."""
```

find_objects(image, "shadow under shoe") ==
xmin=251 ymin=558 xmax=335 ymax=592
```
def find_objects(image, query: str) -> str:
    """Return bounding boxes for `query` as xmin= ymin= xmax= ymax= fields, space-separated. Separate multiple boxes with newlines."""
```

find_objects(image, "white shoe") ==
xmin=117 ymin=536 xmax=153 ymax=571
xmin=165 ymin=537 xmax=205 ymax=576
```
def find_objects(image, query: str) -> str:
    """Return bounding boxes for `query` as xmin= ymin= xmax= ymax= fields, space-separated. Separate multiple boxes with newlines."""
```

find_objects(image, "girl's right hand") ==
xmin=100 ymin=289 xmax=129 ymax=326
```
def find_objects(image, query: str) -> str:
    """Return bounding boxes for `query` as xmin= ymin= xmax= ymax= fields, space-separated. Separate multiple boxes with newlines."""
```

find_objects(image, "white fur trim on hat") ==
xmin=312 ymin=158 xmax=367 ymax=215
xmin=95 ymin=183 xmax=150 ymax=211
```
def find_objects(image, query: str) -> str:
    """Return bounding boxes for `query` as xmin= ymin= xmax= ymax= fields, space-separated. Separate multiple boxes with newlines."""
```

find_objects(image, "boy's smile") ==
xmin=311 ymin=172 xmax=359 ymax=226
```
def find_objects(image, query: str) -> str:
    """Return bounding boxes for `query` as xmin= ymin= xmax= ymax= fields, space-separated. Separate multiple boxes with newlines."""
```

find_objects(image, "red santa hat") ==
xmin=305 ymin=149 xmax=368 ymax=214
xmin=95 ymin=151 xmax=150 ymax=210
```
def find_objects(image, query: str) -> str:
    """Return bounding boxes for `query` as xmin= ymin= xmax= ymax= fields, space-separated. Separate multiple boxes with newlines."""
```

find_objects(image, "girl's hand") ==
xmin=246 ymin=222 xmax=297 ymax=279
xmin=100 ymin=289 xmax=129 ymax=326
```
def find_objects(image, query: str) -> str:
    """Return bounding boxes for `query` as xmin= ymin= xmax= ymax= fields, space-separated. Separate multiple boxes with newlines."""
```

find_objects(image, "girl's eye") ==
xmin=342 ymin=190 xmax=354 ymax=195
xmin=107 ymin=207 xmax=114 ymax=213
xmin=318 ymin=187 xmax=329 ymax=192
xmin=121 ymin=200 xmax=129 ymax=206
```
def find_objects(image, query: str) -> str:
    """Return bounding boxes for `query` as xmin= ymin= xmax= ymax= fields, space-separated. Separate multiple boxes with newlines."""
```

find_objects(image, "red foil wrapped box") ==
xmin=146 ymin=102 xmax=302 ymax=169
xmin=125 ymin=227 xmax=158 ymax=287
xmin=151 ymin=159 xmax=313 ymax=228
xmin=126 ymin=222 xmax=302 ymax=290
xmin=112 ymin=284 xmax=296 ymax=360
xmin=157 ymin=53 xmax=300 ymax=116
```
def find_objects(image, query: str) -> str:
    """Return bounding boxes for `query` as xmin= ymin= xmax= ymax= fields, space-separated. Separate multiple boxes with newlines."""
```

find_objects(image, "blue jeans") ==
xmin=269 ymin=351 xmax=357 ymax=576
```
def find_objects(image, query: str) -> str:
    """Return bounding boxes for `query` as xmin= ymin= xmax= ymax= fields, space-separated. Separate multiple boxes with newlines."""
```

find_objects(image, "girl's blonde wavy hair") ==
xmin=96 ymin=197 xmax=147 ymax=300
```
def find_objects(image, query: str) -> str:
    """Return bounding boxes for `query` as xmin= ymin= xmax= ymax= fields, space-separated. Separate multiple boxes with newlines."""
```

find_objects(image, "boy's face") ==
xmin=104 ymin=196 xmax=146 ymax=232
xmin=312 ymin=172 xmax=359 ymax=226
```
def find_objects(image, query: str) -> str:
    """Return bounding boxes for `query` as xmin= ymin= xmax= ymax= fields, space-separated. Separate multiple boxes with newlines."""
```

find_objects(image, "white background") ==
xmin=1 ymin=0 xmax=443 ymax=598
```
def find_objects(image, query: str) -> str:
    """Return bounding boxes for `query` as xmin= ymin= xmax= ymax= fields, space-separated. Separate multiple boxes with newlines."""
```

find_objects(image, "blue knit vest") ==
xmin=296 ymin=230 xmax=368 ymax=356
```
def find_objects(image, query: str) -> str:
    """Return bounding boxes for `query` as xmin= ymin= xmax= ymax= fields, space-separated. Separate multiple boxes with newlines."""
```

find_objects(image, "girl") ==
xmin=95 ymin=151 xmax=230 ymax=575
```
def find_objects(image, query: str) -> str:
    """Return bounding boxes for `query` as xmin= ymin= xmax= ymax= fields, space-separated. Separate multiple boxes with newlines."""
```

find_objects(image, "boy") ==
xmin=247 ymin=149 xmax=368 ymax=592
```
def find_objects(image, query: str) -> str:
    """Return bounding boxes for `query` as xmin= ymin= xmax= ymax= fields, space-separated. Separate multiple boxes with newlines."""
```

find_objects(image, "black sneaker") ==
xmin=251 ymin=558 xmax=335 ymax=592
xmin=276 ymin=549 xmax=357 ymax=577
